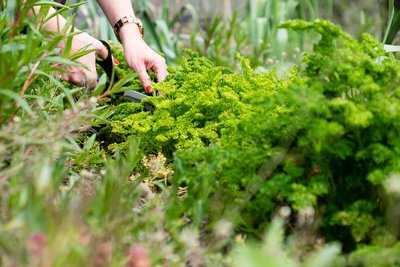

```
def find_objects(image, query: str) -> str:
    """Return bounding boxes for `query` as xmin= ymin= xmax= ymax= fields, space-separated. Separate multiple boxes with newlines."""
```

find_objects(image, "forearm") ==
xmin=96 ymin=0 xmax=142 ymax=43
xmin=28 ymin=5 xmax=105 ymax=57
xmin=29 ymin=6 xmax=67 ymax=33
xmin=97 ymin=0 xmax=168 ymax=91
xmin=96 ymin=0 xmax=135 ymax=25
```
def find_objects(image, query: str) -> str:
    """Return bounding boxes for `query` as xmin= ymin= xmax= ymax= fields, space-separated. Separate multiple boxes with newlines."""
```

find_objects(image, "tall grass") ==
xmin=183 ymin=0 xmax=323 ymax=70
xmin=384 ymin=0 xmax=400 ymax=44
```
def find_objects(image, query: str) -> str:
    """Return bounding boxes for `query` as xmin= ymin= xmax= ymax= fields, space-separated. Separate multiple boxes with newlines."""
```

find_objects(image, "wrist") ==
xmin=119 ymin=23 xmax=143 ymax=45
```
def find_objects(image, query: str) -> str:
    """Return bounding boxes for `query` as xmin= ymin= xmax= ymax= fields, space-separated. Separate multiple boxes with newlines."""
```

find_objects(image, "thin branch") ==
xmin=19 ymin=61 xmax=41 ymax=97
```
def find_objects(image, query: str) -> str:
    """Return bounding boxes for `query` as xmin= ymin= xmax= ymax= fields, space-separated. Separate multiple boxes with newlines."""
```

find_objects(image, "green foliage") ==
xmin=0 ymin=0 xmax=92 ymax=123
xmin=231 ymin=219 xmax=341 ymax=267
xmin=3 ymin=1 xmax=400 ymax=265
xmin=384 ymin=0 xmax=400 ymax=44
xmin=346 ymin=243 xmax=400 ymax=267
xmin=103 ymin=20 xmax=400 ymax=251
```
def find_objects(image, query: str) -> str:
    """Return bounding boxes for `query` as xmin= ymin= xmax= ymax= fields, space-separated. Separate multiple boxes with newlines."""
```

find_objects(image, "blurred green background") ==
xmin=76 ymin=0 xmax=389 ymax=70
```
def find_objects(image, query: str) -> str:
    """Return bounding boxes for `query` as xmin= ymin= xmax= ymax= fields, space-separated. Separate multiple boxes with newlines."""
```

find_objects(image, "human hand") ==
xmin=57 ymin=33 xmax=108 ymax=89
xmin=119 ymin=25 xmax=168 ymax=94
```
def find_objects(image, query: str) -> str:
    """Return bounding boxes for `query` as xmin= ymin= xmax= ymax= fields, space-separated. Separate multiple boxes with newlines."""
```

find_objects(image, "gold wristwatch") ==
xmin=113 ymin=15 xmax=144 ymax=42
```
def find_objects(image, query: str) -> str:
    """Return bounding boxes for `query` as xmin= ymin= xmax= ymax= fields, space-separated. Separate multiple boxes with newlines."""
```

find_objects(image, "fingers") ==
xmin=57 ymin=53 xmax=98 ymax=89
xmin=135 ymin=64 xmax=153 ymax=94
xmin=68 ymin=71 xmax=97 ymax=90
xmin=56 ymin=67 xmax=98 ymax=90
xmin=152 ymin=57 xmax=168 ymax=83
xmin=53 ymin=32 xmax=100 ymax=89
xmin=83 ymin=70 xmax=98 ymax=89
xmin=67 ymin=71 xmax=85 ymax=86
xmin=135 ymin=57 xmax=167 ymax=94
xmin=135 ymin=58 xmax=168 ymax=94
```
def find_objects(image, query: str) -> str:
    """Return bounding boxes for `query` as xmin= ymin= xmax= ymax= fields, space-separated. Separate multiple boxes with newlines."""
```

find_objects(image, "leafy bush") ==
xmin=102 ymin=20 xmax=400 ymax=252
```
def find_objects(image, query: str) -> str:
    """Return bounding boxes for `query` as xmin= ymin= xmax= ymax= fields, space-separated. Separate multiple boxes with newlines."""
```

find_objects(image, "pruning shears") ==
xmin=96 ymin=40 xmax=155 ymax=111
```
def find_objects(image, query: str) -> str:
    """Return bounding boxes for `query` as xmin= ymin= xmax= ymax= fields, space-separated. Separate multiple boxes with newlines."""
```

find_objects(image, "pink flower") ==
xmin=27 ymin=233 xmax=47 ymax=258
xmin=126 ymin=245 xmax=150 ymax=267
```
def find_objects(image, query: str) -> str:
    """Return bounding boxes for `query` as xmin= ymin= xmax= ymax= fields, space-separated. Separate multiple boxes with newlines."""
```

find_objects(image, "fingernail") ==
xmin=145 ymin=85 xmax=153 ymax=93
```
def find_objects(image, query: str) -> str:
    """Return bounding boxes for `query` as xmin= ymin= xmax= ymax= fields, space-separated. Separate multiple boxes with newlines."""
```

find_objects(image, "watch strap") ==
xmin=113 ymin=15 xmax=144 ymax=42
